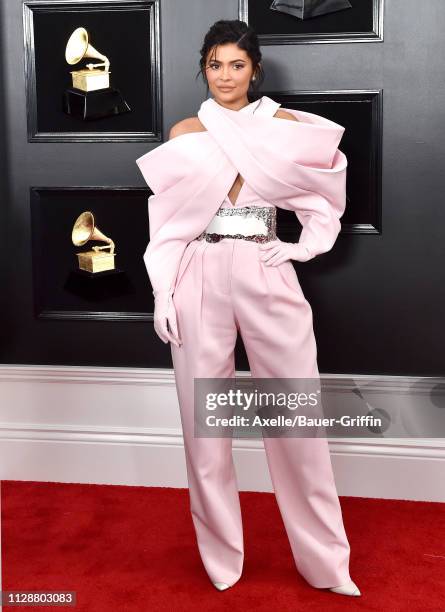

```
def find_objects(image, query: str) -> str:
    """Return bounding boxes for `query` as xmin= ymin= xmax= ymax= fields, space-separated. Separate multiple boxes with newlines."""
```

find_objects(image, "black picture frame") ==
xmin=268 ymin=89 xmax=383 ymax=238
xmin=30 ymin=186 xmax=155 ymax=321
xmin=239 ymin=0 xmax=384 ymax=44
xmin=23 ymin=0 xmax=162 ymax=142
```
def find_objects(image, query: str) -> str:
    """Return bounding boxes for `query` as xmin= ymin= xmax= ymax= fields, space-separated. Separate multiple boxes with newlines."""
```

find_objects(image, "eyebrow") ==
xmin=208 ymin=59 xmax=247 ymax=63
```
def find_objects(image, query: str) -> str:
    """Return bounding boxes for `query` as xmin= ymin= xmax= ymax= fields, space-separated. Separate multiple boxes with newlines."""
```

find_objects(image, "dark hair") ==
xmin=196 ymin=20 xmax=265 ymax=101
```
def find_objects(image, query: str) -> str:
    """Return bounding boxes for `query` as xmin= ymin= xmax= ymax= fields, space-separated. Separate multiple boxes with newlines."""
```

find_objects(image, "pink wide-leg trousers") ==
xmin=170 ymin=236 xmax=352 ymax=589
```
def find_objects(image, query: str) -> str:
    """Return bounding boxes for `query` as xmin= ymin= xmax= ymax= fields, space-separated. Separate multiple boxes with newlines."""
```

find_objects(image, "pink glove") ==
xmin=258 ymin=238 xmax=312 ymax=265
xmin=153 ymin=290 xmax=182 ymax=347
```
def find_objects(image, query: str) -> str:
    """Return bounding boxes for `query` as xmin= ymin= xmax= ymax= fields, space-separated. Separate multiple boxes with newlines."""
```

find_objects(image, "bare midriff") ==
xmin=227 ymin=174 xmax=245 ymax=206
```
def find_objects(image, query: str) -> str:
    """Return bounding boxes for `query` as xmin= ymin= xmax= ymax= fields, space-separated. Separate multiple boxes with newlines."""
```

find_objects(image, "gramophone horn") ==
xmin=65 ymin=27 xmax=108 ymax=67
xmin=72 ymin=211 xmax=112 ymax=247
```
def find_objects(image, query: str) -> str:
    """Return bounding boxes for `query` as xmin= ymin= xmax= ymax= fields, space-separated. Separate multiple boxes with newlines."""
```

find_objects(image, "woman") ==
xmin=136 ymin=19 xmax=360 ymax=597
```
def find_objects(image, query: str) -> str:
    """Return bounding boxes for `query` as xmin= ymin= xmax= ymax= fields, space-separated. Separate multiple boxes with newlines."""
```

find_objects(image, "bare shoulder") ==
xmin=273 ymin=109 xmax=299 ymax=122
xmin=168 ymin=117 xmax=206 ymax=140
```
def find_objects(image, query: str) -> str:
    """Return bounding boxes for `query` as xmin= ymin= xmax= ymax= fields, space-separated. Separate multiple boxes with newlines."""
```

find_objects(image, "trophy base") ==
xmin=64 ymin=268 xmax=135 ymax=302
xmin=270 ymin=0 xmax=352 ymax=20
xmin=63 ymin=87 xmax=131 ymax=120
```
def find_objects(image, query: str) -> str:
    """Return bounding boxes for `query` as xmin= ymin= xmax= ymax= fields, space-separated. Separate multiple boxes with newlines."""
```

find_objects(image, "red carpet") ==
xmin=2 ymin=481 xmax=444 ymax=611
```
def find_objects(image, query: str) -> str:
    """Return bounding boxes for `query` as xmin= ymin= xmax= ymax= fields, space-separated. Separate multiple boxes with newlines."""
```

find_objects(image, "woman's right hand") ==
xmin=153 ymin=290 xmax=182 ymax=347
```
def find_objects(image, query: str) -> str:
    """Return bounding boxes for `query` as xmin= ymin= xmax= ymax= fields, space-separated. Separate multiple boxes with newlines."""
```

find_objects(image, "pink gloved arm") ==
xmin=290 ymin=148 xmax=347 ymax=261
xmin=152 ymin=289 xmax=181 ymax=346
xmin=258 ymin=238 xmax=312 ymax=265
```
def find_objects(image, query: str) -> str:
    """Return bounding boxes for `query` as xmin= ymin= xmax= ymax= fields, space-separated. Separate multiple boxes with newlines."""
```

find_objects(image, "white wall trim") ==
xmin=0 ymin=365 xmax=444 ymax=502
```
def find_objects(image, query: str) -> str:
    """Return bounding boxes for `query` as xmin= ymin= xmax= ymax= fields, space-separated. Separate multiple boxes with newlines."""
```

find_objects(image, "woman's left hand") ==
xmin=258 ymin=238 xmax=312 ymax=265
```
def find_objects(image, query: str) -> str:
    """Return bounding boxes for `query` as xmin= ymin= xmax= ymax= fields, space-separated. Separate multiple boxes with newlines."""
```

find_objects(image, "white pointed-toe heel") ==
xmin=213 ymin=582 xmax=231 ymax=591
xmin=328 ymin=579 xmax=361 ymax=596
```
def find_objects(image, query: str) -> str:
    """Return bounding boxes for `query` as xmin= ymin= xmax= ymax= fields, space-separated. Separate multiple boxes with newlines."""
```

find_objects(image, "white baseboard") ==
xmin=0 ymin=365 xmax=444 ymax=502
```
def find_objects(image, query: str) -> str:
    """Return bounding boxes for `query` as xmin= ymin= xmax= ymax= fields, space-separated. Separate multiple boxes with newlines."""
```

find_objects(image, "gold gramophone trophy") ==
xmin=63 ymin=27 xmax=131 ymax=120
xmin=72 ymin=211 xmax=116 ymax=273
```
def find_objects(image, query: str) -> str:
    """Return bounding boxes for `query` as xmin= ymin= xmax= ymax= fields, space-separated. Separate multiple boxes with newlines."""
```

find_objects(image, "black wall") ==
xmin=1 ymin=0 xmax=444 ymax=376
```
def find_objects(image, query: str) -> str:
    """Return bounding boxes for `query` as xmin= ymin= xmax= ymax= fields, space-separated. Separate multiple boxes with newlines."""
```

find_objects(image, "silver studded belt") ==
xmin=196 ymin=205 xmax=277 ymax=244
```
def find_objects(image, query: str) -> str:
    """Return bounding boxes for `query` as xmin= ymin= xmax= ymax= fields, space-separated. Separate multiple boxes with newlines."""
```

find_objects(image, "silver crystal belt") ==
xmin=196 ymin=205 xmax=277 ymax=244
